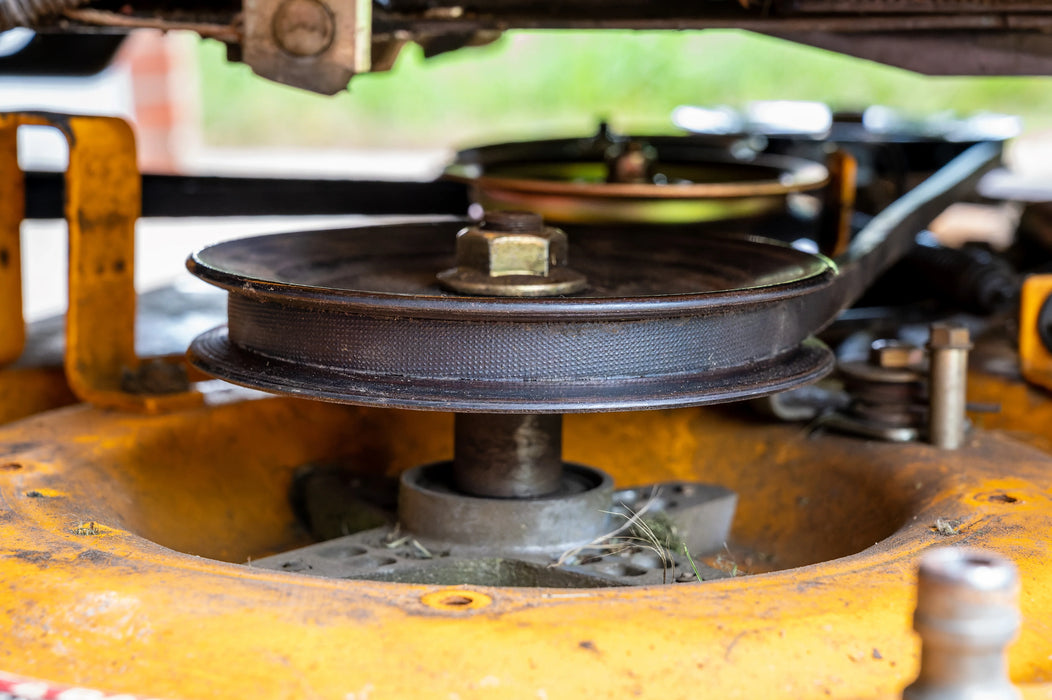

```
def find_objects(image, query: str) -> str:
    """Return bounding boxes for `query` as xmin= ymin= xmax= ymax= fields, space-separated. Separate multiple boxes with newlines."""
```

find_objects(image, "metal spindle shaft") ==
xmin=453 ymin=413 xmax=563 ymax=498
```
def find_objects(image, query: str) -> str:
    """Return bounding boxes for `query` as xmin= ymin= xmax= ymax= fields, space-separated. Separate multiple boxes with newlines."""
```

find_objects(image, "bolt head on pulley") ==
xmin=437 ymin=211 xmax=588 ymax=297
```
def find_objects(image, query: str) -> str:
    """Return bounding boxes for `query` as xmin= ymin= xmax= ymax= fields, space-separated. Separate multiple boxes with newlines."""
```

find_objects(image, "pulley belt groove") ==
xmin=225 ymin=291 xmax=834 ymax=380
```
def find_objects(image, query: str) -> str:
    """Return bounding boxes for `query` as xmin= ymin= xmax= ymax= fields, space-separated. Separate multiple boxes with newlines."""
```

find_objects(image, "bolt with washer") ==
xmin=437 ymin=211 xmax=588 ymax=297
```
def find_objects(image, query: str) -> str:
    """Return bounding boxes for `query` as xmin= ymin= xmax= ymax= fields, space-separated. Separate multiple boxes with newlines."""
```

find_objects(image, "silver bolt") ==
xmin=928 ymin=323 xmax=972 ymax=450
xmin=903 ymin=548 xmax=1020 ymax=700
xmin=480 ymin=210 xmax=545 ymax=234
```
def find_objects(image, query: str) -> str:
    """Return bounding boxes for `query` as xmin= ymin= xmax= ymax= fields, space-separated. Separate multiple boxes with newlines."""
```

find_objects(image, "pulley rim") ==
xmin=189 ymin=330 xmax=833 ymax=413
xmin=187 ymin=221 xmax=837 ymax=321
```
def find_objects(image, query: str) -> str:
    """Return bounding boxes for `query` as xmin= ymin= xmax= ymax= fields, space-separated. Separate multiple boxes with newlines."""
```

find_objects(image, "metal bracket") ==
xmin=243 ymin=0 xmax=371 ymax=94
xmin=0 ymin=112 xmax=201 ymax=413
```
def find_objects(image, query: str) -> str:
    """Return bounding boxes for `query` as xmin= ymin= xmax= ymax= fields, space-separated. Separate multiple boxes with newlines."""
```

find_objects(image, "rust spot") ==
xmin=0 ymin=248 xmax=8 ymax=267
xmin=113 ymin=259 xmax=126 ymax=273
xmin=0 ymin=442 xmax=41 ymax=457
xmin=76 ymin=549 xmax=109 ymax=563
xmin=0 ymin=462 xmax=22 ymax=471
xmin=22 ymin=488 xmax=63 ymax=498
xmin=13 ymin=550 xmax=51 ymax=564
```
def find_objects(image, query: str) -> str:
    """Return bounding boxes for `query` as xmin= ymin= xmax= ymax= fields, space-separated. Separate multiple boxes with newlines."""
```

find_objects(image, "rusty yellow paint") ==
xmin=1019 ymin=274 xmax=1052 ymax=393
xmin=0 ymin=393 xmax=1050 ymax=699
xmin=0 ymin=367 xmax=76 ymax=425
xmin=59 ymin=113 xmax=141 ymax=408
xmin=0 ymin=113 xmax=200 ymax=414
xmin=969 ymin=370 xmax=1052 ymax=454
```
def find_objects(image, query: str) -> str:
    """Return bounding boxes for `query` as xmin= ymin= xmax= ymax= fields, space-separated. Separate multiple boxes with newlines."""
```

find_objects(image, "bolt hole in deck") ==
xmin=421 ymin=590 xmax=493 ymax=611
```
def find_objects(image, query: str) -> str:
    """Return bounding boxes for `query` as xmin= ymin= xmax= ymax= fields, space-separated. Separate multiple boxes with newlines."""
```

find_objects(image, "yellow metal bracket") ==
xmin=0 ymin=112 xmax=201 ymax=412
xmin=1019 ymin=273 xmax=1052 ymax=392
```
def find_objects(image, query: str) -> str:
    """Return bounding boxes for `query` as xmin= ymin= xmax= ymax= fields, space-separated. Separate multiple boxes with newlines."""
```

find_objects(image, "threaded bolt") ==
xmin=928 ymin=323 xmax=972 ymax=450
xmin=903 ymin=548 xmax=1020 ymax=700
xmin=480 ymin=210 xmax=544 ymax=234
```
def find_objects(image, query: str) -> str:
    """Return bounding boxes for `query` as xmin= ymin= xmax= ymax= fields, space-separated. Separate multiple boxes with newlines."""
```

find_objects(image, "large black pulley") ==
xmin=187 ymin=222 xmax=841 ymax=412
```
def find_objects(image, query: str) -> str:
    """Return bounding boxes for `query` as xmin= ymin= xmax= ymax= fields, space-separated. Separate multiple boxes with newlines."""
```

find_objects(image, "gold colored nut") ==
xmin=455 ymin=226 xmax=569 ymax=278
xmin=437 ymin=211 xmax=587 ymax=297
xmin=869 ymin=340 xmax=924 ymax=369
xmin=929 ymin=324 xmax=973 ymax=350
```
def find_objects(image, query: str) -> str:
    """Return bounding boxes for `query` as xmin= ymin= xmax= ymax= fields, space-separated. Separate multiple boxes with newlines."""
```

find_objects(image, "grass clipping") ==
xmin=551 ymin=493 xmax=706 ymax=583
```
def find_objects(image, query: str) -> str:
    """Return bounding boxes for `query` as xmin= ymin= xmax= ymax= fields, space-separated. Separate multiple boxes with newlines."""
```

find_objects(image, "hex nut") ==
xmin=437 ymin=211 xmax=587 ymax=297
xmin=869 ymin=339 xmax=924 ymax=369
xmin=929 ymin=323 xmax=973 ymax=350
xmin=455 ymin=227 xmax=569 ymax=278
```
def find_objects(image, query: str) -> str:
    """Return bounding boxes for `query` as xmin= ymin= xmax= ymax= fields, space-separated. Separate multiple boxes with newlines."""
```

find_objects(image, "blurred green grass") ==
xmin=197 ymin=29 xmax=1052 ymax=150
